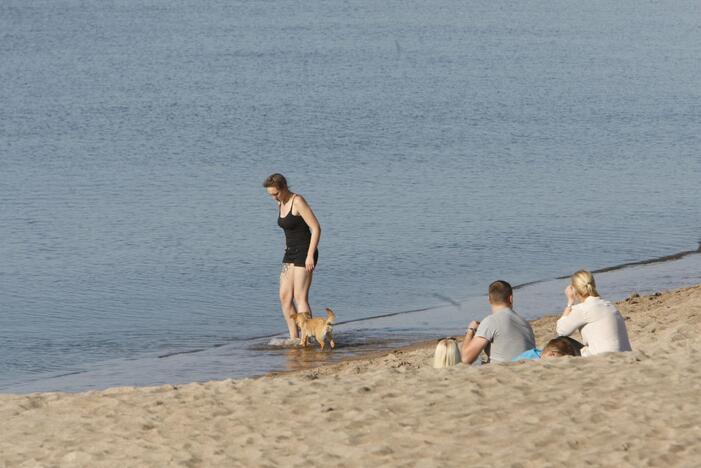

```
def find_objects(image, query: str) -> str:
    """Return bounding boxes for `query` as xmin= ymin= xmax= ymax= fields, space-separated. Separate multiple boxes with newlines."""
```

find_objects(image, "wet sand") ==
xmin=2 ymin=285 xmax=700 ymax=467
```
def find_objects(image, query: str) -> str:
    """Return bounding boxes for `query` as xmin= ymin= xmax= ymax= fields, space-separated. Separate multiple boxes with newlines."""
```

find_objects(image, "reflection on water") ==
xmin=283 ymin=347 xmax=335 ymax=373
xmin=252 ymin=331 xmax=412 ymax=373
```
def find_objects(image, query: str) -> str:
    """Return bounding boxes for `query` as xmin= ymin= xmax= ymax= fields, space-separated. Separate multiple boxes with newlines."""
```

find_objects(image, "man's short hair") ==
xmin=488 ymin=280 xmax=513 ymax=304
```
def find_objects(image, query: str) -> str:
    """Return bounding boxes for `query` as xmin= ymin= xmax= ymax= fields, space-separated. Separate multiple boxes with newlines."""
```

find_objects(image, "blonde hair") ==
xmin=433 ymin=338 xmax=461 ymax=368
xmin=571 ymin=270 xmax=600 ymax=298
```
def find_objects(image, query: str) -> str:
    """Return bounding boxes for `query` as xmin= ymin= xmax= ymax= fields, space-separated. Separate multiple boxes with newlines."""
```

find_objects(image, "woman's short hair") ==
xmin=542 ymin=336 xmax=581 ymax=357
xmin=433 ymin=338 xmax=461 ymax=368
xmin=262 ymin=173 xmax=288 ymax=190
xmin=571 ymin=270 xmax=600 ymax=298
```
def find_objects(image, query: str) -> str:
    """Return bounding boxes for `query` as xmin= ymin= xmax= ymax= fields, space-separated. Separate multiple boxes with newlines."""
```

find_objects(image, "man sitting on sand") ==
xmin=461 ymin=280 xmax=536 ymax=364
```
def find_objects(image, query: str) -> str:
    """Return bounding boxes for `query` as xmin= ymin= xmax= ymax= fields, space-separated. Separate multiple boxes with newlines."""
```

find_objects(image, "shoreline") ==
xmin=1 ymin=284 xmax=700 ymax=465
xmin=262 ymin=282 xmax=689 ymax=382
xmin=3 ymin=250 xmax=700 ymax=394
xmin=263 ymin=251 xmax=701 ymax=381
xmin=4 ymin=283 xmax=695 ymax=388
xmin=327 ymin=244 xmax=701 ymax=327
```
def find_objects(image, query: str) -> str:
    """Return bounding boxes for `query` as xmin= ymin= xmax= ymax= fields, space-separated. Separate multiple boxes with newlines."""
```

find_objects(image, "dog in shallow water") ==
xmin=290 ymin=308 xmax=336 ymax=350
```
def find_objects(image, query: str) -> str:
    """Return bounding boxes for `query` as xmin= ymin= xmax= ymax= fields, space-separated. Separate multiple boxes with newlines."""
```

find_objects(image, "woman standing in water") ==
xmin=263 ymin=173 xmax=321 ymax=341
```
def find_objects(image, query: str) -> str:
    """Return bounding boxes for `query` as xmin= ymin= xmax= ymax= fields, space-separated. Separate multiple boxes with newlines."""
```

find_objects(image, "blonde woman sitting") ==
xmin=557 ymin=270 xmax=632 ymax=357
xmin=433 ymin=338 xmax=462 ymax=368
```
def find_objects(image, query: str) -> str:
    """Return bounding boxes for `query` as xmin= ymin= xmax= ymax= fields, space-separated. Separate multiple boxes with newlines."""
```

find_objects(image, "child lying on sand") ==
xmin=512 ymin=336 xmax=582 ymax=361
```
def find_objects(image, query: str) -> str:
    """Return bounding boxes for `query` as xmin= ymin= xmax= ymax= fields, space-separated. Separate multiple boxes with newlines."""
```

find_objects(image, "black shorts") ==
xmin=282 ymin=247 xmax=318 ymax=268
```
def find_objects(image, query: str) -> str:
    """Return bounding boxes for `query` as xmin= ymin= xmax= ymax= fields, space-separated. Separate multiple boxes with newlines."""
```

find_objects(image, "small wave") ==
xmin=248 ymin=332 xmax=403 ymax=352
xmin=267 ymin=337 xmax=302 ymax=347
xmin=515 ymin=243 xmax=701 ymax=290
xmin=158 ymin=348 xmax=206 ymax=359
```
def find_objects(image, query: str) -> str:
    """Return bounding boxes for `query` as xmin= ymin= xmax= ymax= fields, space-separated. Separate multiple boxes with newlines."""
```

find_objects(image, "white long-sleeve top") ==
xmin=556 ymin=296 xmax=632 ymax=357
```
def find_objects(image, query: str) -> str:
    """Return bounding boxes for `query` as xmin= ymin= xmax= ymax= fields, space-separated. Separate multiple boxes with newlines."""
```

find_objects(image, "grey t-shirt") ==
xmin=475 ymin=308 xmax=536 ymax=363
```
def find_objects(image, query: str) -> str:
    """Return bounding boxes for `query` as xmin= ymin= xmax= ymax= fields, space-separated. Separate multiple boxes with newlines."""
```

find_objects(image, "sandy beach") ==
xmin=2 ymin=285 xmax=700 ymax=467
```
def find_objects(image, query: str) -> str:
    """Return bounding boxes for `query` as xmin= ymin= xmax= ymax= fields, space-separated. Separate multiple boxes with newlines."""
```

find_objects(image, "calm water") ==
xmin=1 ymin=0 xmax=700 ymax=392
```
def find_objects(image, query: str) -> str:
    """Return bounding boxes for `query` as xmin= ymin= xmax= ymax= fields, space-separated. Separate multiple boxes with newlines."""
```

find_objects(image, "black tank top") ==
xmin=277 ymin=195 xmax=312 ymax=248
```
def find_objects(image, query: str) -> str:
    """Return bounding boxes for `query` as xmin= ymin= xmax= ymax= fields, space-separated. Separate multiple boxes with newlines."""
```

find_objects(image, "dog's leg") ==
xmin=328 ymin=329 xmax=335 ymax=349
xmin=317 ymin=332 xmax=325 ymax=350
xmin=300 ymin=330 xmax=307 ymax=347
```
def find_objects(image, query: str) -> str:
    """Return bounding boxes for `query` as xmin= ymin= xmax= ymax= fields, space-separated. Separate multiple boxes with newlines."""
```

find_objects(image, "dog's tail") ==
xmin=324 ymin=308 xmax=336 ymax=325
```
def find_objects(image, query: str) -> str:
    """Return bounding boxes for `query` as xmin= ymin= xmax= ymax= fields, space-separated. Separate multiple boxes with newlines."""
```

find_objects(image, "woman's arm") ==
xmin=556 ymin=310 xmax=586 ymax=337
xmin=557 ymin=285 xmax=583 ymax=336
xmin=295 ymin=195 xmax=321 ymax=272
xmin=562 ymin=285 xmax=576 ymax=317
xmin=556 ymin=284 xmax=581 ymax=336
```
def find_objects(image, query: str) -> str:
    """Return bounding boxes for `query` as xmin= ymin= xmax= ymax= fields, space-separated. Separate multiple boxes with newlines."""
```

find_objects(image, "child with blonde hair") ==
xmin=433 ymin=338 xmax=462 ymax=368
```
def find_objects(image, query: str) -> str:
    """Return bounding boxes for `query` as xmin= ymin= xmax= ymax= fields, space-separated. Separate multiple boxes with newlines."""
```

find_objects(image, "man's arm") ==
xmin=461 ymin=320 xmax=489 ymax=364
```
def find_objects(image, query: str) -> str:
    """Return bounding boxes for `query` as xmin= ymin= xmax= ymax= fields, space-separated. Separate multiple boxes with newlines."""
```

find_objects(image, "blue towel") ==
xmin=512 ymin=348 xmax=542 ymax=361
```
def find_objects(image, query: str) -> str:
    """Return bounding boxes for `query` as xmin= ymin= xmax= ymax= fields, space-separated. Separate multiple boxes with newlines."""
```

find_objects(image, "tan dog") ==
xmin=290 ymin=308 xmax=336 ymax=350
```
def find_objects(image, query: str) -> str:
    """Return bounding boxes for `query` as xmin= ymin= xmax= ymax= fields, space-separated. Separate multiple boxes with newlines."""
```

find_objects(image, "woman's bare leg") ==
xmin=292 ymin=266 xmax=314 ymax=315
xmin=279 ymin=263 xmax=298 ymax=339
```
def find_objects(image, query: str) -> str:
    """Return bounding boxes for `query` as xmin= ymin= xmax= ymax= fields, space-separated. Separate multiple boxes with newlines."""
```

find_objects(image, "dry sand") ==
xmin=2 ymin=285 xmax=701 ymax=467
